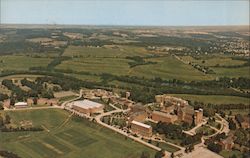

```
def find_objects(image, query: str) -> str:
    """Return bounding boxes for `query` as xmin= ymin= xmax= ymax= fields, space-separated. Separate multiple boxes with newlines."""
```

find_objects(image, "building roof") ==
xmin=153 ymin=110 xmax=172 ymax=117
xmin=131 ymin=120 xmax=151 ymax=129
xmin=72 ymin=100 xmax=103 ymax=109
xmin=15 ymin=102 xmax=28 ymax=106
xmin=181 ymin=105 xmax=195 ymax=115
xmin=221 ymin=136 xmax=234 ymax=145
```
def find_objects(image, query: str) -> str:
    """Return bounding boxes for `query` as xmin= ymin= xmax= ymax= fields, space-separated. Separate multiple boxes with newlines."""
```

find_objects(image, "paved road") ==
xmin=94 ymin=107 xmax=166 ymax=154
xmin=183 ymin=118 xmax=208 ymax=136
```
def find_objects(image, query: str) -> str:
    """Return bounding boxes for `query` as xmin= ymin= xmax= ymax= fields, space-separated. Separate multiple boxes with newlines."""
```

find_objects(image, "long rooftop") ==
xmin=131 ymin=120 xmax=151 ymax=129
xmin=72 ymin=100 xmax=103 ymax=109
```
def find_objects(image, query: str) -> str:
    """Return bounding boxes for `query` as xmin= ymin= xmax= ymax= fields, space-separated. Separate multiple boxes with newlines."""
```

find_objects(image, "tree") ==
xmin=10 ymin=97 xmax=15 ymax=106
xmin=0 ymin=115 xmax=4 ymax=127
xmin=33 ymin=97 xmax=38 ymax=105
xmin=0 ymin=102 xmax=3 ymax=110
xmin=155 ymin=150 xmax=165 ymax=158
xmin=189 ymin=144 xmax=194 ymax=152
xmin=228 ymin=119 xmax=236 ymax=130
xmin=5 ymin=114 xmax=11 ymax=124
xmin=207 ymin=142 xmax=222 ymax=153
xmin=231 ymin=154 xmax=237 ymax=158
xmin=140 ymin=151 xmax=150 ymax=158
xmin=171 ymin=152 xmax=174 ymax=158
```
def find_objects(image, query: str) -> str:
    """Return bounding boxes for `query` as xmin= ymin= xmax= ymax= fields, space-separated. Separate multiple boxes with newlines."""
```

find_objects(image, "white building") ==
xmin=71 ymin=100 xmax=104 ymax=114
xmin=14 ymin=102 xmax=28 ymax=108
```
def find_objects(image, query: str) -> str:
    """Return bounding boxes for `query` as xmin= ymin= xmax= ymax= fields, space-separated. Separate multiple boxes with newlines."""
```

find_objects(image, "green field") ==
xmin=180 ymin=55 xmax=247 ymax=67
xmin=220 ymin=149 xmax=243 ymax=158
xmin=62 ymin=46 xmax=152 ymax=58
xmin=0 ymin=55 xmax=51 ymax=71
xmin=151 ymin=141 xmax=180 ymax=153
xmin=0 ymin=46 xmax=248 ymax=82
xmin=56 ymin=57 xmax=131 ymax=76
xmin=180 ymin=55 xmax=250 ymax=79
xmin=58 ymin=46 xmax=212 ymax=81
xmin=0 ymin=109 xmax=155 ymax=158
xmin=167 ymin=94 xmax=250 ymax=105
xmin=212 ymin=67 xmax=250 ymax=78
xmin=195 ymin=125 xmax=216 ymax=136
xmin=131 ymin=56 xmax=211 ymax=81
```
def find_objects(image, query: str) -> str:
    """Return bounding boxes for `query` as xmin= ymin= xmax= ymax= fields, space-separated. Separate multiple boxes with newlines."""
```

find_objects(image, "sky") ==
xmin=1 ymin=0 xmax=249 ymax=26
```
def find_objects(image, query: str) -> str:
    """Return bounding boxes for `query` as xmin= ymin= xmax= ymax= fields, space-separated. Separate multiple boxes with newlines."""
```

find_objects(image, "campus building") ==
xmin=155 ymin=94 xmax=189 ymax=109
xmin=71 ymin=99 xmax=104 ymax=115
xmin=129 ymin=111 xmax=148 ymax=123
xmin=154 ymin=94 xmax=203 ymax=126
xmin=131 ymin=120 xmax=152 ymax=137
xmin=152 ymin=111 xmax=178 ymax=123
xmin=219 ymin=136 xmax=234 ymax=150
xmin=14 ymin=102 xmax=28 ymax=108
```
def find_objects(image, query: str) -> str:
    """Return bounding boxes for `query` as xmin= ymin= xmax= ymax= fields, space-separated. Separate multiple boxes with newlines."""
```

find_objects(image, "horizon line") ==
xmin=1 ymin=23 xmax=249 ymax=28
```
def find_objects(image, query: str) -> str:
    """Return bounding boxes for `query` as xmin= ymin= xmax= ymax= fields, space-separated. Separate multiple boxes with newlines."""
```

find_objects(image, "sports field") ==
xmin=0 ymin=109 xmax=155 ymax=158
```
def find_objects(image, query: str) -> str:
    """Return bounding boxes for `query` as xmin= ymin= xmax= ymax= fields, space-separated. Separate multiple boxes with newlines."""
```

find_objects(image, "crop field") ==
xmin=0 ymin=55 xmax=51 ymax=71
xmin=0 ymin=109 xmax=155 ymax=158
xmin=58 ymin=46 xmax=213 ymax=81
xmin=180 ymin=55 xmax=247 ymax=67
xmin=56 ymin=57 xmax=131 ymax=76
xmin=0 ymin=46 xmax=248 ymax=82
xmin=131 ymin=56 xmax=211 ymax=81
xmin=62 ymin=45 xmax=152 ymax=58
xmin=212 ymin=67 xmax=250 ymax=78
xmin=179 ymin=55 xmax=249 ymax=79
xmin=167 ymin=94 xmax=250 ymax=105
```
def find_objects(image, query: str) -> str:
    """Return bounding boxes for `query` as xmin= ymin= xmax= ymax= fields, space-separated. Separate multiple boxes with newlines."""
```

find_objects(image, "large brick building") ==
xmin=154 ymin=95 xmax=203 ymax=126
xmin=131 ymin=120 xmax=152 ymax=137
xmin=152 ymin=111 xmax=178 ymax=123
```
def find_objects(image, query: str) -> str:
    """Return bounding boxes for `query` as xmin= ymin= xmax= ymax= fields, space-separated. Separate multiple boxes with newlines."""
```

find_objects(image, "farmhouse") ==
xmin=14 ymin=102 xmax=28 ymax=108
xmin=72 ymin=99 xmax=104 ymax=115
xmin=131 ymin=120 xmax=152 ymax=137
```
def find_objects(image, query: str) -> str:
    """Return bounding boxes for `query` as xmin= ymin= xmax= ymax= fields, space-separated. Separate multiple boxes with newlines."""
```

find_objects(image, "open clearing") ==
xmin=184 ymin=147 xmax=223 ymax=158
xmin=167 ymin=94 xmax=250 ymax=105
xmin=0 ymin=55 xmax=51 ymax=71
xmin=0 ymin=109 xmax=155 ymax=158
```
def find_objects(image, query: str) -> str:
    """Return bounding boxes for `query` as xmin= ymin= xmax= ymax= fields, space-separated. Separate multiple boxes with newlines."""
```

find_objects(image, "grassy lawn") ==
xmin=207 ymin=120 xmax=221 ymax=130
xmin=195 ymin=125 xmax=216 ymax=136
xmin=151 ymin=141 xmax=180 ymax=153
xmin=0 ymin=109 xmax=155 ymax=158
xmin=219 ymin=149 xmax=243 ymax=158
xmin=167 ymin=94 xmax=250 ymax=105
xmin=0 ymin=55 xmax=52 ymax=71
